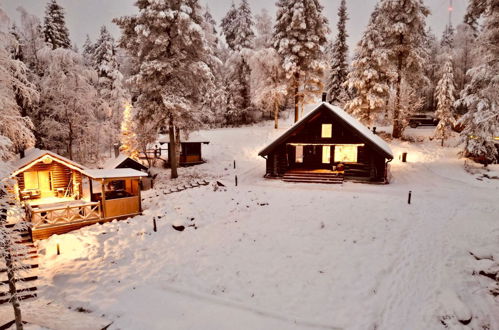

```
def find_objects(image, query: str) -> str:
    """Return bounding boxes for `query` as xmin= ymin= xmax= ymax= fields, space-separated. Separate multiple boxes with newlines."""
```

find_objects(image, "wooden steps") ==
xmin=0 ymin=231 xmax=39 ymax=306
xmin=283 ymin=171 xmax=344 ymax=184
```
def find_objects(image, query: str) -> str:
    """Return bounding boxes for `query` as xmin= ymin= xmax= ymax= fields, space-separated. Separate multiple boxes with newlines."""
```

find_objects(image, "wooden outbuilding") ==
xmin=10 ymin=149 xmax=147 ymax=240
xmin=102 ymin=154 xmax=148 ymax=172
xmin=258 ymin=102 xmax=394 ymax=184
xmin=156 ymin=140 xmax=209 ymax=166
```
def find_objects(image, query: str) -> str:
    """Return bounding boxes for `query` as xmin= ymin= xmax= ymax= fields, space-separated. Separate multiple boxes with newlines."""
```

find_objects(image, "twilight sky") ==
xmin=2 ymin=0 xmax=467 ymax=50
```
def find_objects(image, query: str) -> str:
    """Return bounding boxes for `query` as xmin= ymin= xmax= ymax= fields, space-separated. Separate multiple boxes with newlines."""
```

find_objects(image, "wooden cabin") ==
xmin=10 ymin=149 xmax=147 ymax=240
xmin=258 ymin=103 xmax=394 ymax=184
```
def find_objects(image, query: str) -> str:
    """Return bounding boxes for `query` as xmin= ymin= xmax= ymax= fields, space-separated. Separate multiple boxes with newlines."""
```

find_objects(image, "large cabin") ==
xmin=11 ymin=149 xmax=147 ymax=240
xmin=258 ymin=103 xmax=394 ymax=184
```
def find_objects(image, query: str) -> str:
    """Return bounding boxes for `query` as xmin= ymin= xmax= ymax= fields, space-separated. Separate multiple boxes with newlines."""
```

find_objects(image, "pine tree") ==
xmin=43 ymin=0 xmax=71 ymax=49
xmin=114 ymin=0 xmax=215 ymax=178
xmin=344 ymin=5 xmax=389 ymax=126
xmin=220 ymin=2 xmax=238 ymax=50
xmin=421 ymin=28 xmax=439 ymax=112
xmin=326 ymin=0 xmax=349 ymax=106
xmin=232 ymin=0 xmax=255 ymax=51
xmin=273 ymin=0 xmax=329 ymax=122
xmin=82 ymin=34 xmax=95 ymax=66
xmin=453 ymin=24 xmax=476 ymax=95
xmin=254 ymin=9 xmax=273 ymax=50
xmin=434 ymin=57 xmax=456 ymax=146
xmin=457 ymin=1 xmax=499 ymax=164
xmin=377 ymin=0 xmax=430 ymax=138
xmin=16 ymin=7 xmax=46 ymax=74
xmin=441 ymin=23 xmax=455 ymax=48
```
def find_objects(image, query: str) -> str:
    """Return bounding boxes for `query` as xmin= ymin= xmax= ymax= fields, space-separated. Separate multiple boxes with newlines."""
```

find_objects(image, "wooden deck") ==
xmin=283 ymin=169 xmax=344 ymax=184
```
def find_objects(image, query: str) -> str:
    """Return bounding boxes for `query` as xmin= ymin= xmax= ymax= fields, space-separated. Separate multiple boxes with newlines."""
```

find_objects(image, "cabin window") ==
xmin=334 ymin=145 xmax=358 ymax=163
xmin=322 ymin=146 xmax=331 ymax=164
xmin=24 ymin=171 xmax=39 ymax=190
xmin=295 ymin=145 xmax=303 ymax=163
xmin=321 ymin=124 xmax=332 ymax=138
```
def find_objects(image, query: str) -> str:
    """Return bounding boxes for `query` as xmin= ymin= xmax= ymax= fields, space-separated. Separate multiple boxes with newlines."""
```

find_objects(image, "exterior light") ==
xmin=42 ymin=156 xmax=53 ymax=164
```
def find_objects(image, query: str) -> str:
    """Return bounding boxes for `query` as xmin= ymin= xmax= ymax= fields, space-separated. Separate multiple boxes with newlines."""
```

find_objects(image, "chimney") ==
xmin=19 ymin=149 xmax=25 ymax=158
xmin=322 ymin=92 xmax=327 ymax=102
xmin=372 ymin=127 xmax=377 ymax=134
xmin=113 ymin=143 xmax=120 ymax=158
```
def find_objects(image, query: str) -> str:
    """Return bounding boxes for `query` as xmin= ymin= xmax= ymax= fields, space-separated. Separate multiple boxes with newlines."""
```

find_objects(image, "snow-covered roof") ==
xmin=10 ymin=148 xmax=87 ymax=176
xmin=102 ymin=154 xmax=129 ymax=169
xmin=258 ymin=102 xmax=394 ymax=159
xmin=83 ymin=168 xmax=148 ymax=180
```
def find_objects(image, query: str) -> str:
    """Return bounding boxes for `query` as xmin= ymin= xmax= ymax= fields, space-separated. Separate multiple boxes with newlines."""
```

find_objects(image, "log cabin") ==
xmin=10 ymin=149 xmax=147 ymax=240
xmin=258 ymin=102 xmax=394 ymax=184
xmin=157 ymin=140 xmax=210 ymax=166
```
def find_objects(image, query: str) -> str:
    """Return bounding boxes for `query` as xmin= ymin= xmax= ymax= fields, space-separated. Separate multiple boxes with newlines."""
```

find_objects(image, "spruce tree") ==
xmin=344 ymin=5 xmax=389 ymax=126
xmin=220 ymin=2 xmax=238 ymax=51
xmin=377 ymin=0 xmax=430 ymax=138
xmin=434 ymin=57 xmax=456 ymax=146
xmin=326 ymin=0 xmax=349 ymax=106
xmin=82 ymin=34 xmax=95 ymax=66
xmin=114 ymin=0 xmax=215 ymax=178
xmin=43 ymin=0 xmax=71 ymax=49
xmin=232 ymin=0 xmax=255 ymax=51
xmin=457 ymin=1 xmax=499 ymax=163
xmin=273 ymin=0 xmax=329 ymax=122
xmin=441 ymin=23 xmax=455 ymax=48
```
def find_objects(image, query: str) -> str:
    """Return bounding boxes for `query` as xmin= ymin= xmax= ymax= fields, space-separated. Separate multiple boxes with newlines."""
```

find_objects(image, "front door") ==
xmin=303 ymin=145 xmax=321 ymax=168
xmin=38 ymin=171 xmax=53 ymax=198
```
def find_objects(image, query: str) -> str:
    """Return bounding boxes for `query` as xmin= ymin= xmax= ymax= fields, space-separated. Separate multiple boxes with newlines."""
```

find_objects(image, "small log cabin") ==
xmin=10 ymin=149 xmax=147 ymax=240
xmin=258 ymin=102 xmax=394 ymax=184
xmin=157 ymin=140 xmax=210 ymax=166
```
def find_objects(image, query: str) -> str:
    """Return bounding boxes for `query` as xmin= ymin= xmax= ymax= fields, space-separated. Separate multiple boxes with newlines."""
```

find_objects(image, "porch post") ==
xmin=138 ymin=178 xmax=142 ymax=213
xmin=101 ymin=179 xmax=106 ymax=219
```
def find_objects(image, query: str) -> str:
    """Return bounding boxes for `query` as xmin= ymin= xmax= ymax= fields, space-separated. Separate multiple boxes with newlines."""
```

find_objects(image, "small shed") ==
xmin=156 ymin=138 xmax=209 ymax=166
xmin=102 ymin=154 xmax=148 ymax=172
xmin=258 ymin=102 xmax=394 ymax=183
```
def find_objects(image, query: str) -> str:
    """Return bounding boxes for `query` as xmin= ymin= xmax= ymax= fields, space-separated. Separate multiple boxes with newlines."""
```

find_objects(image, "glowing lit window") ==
xmin=321 ymin=124 xmax=332 ymax=138
xmin=295 ymin=145 xmax=303 ymax=163
xmin=24 ymin=171 xmax=39 ymax=190
xmin=322 ymin=146 xmax=331 ymax=164
xmin=334 ymin=145 xmax=358 ymax=163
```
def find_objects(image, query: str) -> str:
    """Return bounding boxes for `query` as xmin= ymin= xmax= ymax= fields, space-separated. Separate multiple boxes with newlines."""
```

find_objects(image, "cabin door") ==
xmin=303 ymin=145 xmax=320 ymax=168
xmin=38 ymin=171 xmax=53 ymax=198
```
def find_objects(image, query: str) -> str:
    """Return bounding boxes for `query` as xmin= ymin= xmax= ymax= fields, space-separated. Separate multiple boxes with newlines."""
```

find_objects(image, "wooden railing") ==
xmin=26 ymin=202 xmax=102 ymax=228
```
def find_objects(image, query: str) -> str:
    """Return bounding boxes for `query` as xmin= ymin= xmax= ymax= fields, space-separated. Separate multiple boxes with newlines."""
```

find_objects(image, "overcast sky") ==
xmin=2 ymin=0 xmax=467 ymax=50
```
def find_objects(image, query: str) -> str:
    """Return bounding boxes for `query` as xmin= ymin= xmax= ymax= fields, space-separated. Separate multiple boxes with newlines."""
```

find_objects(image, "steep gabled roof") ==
xmin=10 ymin=148 xmax=87 ymax=177
xmin=258 ymin=102 xmax=394 ymax=160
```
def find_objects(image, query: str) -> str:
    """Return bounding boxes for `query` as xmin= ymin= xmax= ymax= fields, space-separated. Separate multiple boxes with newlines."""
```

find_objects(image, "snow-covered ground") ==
xmin=2 ymin=113 xmax=499 ymax=330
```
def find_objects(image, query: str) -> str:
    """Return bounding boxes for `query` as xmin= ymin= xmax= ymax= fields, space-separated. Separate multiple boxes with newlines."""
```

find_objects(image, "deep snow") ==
xmin=2 ymin=115 xmax=499 ymax=330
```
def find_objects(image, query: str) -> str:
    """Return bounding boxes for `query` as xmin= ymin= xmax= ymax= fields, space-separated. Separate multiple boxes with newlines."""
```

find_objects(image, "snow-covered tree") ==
xmin=0 ymin=14 xmax=38 ymax=157
xmin=36 ymin=48 xmax=102 ymax=161
xmin=441 ymin=24 xmax=455 ymax=49
xmin=326 ymin=0 xmax=349 ymax=105
xmin=43 ymin=0 xmax=71 ymax=49
xmin=220 ymin=2 xmax=238 ymax=50
xmin=81 ymin=34 xmax=95 ymax=66
xmin=421 ymin=28 xmax=439 ymax=112
xmin=249 ymin=48 xmax=287 ymax=128
xmin=375 ymin=0 xmax=430 ymax=138
xmin=273 ymin=0 xmax=329 ymax=122
xmin=434 ymin=57 xmax=456 ymax=146
xmin=453 ymin=23 xmax=476 ymax=94
xmin=119 ymin=102 xmax=140 ymax=159
xmin=457 ymin=1 xmax=499 ymax=163
xmin=16 ymin=7 xmax=45 ymax=74
xmin=254 ymin=9 xmax=273 ymax=50
xmin=114 ymin=0 xmax=215 ymax=178
xmin=232 ymin=0 xmax=255 ymax=51
xmin=225 ymin=50 xmax=254 ymax=124
xmin=344 ymin=5 xmax=389 ymax=126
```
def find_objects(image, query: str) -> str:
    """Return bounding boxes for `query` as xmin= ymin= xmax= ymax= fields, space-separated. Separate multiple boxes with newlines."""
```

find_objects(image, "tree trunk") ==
xmin=274 ymin=98 xmax=279 ymax=129
xmin=68 ymin=122 xmax=73 ymax=160
xmin=392 ymin=53 xmax=403 ymax=139
xmin=0 ymin=213 xmax=23 ymax=330
xmin=175 ymin=126 xmax=181 ymax=169
xmin=294 ymin=72 xmax=300 ymax=123
xmin=168 ymin=118 xmax=178 ymax=179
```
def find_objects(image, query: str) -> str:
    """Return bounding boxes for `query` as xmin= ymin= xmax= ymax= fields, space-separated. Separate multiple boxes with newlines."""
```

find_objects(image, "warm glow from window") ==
xmin=295 ymin=145 xmax=303 ymax=163
xmin=321 ymin=124 xmax=332 ymax=138
xmin=334 ymin=145 xmax=358 ymax=163
xmin=24 ymin=171 xmax=39 ymax=190
xmin=322 ymin=146 xmax=331 ymax=164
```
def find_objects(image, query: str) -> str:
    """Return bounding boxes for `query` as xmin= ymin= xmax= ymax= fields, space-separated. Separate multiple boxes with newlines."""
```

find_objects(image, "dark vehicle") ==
xmin=408 ymin=114 xmax=439 ymax=128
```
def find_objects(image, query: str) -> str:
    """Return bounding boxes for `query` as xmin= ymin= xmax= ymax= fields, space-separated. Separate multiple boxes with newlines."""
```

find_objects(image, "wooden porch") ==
xmin=282 ymin=169 xmax=344 ymax=184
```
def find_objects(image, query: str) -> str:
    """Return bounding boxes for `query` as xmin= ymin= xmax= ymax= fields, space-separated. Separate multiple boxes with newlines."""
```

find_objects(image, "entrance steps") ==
xmin=283 ymin=171 xmax=344 ymax=184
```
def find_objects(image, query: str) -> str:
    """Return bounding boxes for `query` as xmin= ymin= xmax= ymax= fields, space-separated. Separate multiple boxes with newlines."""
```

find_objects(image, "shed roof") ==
xmin=258 ymin=102 xmax=394 ymax=159
xmin=10 ymin=148 xmax=87 ymax=177
xmin=83 ymin=168 xmax=148 ymax=180
xmin=102 ymin=154 xmax=147 ymax=171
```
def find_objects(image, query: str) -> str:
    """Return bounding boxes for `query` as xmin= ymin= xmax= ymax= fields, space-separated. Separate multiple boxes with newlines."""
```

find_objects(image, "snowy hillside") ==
xmin=2 ymin=118 xmax=496 ymax=330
